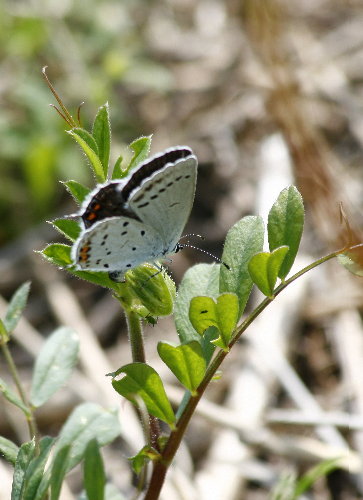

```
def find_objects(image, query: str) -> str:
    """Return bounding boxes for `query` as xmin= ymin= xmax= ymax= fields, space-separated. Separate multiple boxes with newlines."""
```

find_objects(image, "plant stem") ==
xmin=144 ymin=249 xmax=340 ymax=499
xmin=125 ymin=310 xmax=161 ymax=451
xmin=0 ymin=341 xmax=39 ymax=443
xmin=126 ymin=310 xmax=146 ymax=363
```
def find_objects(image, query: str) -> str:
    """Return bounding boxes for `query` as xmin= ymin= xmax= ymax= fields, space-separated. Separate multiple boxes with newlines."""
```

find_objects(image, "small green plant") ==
xmin=1 ymin=73 xmax=361 ymax=499
xmin=0 ymin=284 xmax=120 ymax=500
xmin=270 ymin=458 xmax=342 ymax=500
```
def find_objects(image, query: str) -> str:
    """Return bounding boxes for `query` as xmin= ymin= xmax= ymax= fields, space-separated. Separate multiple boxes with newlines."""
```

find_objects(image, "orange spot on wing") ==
xmin=79 ymin=245 xmax=90 ymax=262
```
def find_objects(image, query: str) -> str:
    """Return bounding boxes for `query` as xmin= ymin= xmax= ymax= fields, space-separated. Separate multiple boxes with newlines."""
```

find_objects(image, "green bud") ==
xmin=125 ymin=264 xmax=176 ymax=317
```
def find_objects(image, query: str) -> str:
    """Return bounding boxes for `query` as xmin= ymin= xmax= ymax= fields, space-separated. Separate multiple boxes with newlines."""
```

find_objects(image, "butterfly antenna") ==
xmin=178 ymin=243 xmax=230 ymax=269
xmin=179 ymin=233 xmax=205 ymax=242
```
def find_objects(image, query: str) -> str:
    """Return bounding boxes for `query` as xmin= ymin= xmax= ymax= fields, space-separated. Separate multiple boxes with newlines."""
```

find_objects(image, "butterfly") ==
xmin=71 ymin=146 xmax=198 ymax=277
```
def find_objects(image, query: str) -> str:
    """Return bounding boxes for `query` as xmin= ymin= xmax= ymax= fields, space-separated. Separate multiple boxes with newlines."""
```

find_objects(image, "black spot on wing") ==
xmin=122 ymin=148 xmax=193 ymax=200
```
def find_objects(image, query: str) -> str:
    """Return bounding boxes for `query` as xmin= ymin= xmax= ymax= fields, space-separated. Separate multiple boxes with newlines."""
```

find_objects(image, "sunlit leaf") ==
xmin=62 ymin=180 xmax=90 ymax=205
xmin=157 ymin=341 xmax=206 ymax=394
xmin=111 ymin=363 xmax=175 ymax=427
xmin=189 ymin=293 xmax=239 ymax=350
xmin=92 ymin=103 xmax=111 ymax=178
xmin=174 ymin=263 xmax=220 ymax=362
xmin=111 ymin=155 xmax=124 ymax=179
xmin=68 ymin=128 xmax=105 ymax=182
xmin=220 ymin=216 xmax=264 ymax=317
xmin=41 ymin=244 xmax=73 ymax=267
xmin=126 ymin=136 xmax=152 ymax=173
xmin=268 ymin=186 xmax=304 ymax=280
xmin=248 ymin=246 xmax=289 ymax=297
xmin=51 ymin=218 xmax=81 ymax=242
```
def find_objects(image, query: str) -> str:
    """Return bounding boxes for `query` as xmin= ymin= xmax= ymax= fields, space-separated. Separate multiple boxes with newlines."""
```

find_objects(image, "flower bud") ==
xmin=125 ymin=263 xmax=176 ymax=317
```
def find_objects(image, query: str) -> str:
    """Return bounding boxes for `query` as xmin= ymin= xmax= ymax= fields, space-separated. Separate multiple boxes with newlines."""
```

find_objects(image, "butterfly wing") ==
xmin=72 ymin=216 xmax=165 ymax=272
xmin=128 ymin=155 xmax=197 ymax=252
xmin=71 ymin=146 xmax=197 ymax=272
xmin=77 ymin=147 xmax=195 ymax=229
xmin=78 ymin=181 xmax=136 ymax=229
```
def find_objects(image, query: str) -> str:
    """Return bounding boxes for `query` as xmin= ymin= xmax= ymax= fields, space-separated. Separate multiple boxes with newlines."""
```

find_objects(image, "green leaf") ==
xmin=293 ymin=457 xmax=341 ymax=497
xmin=30 ymin=327 xmax=79 ymax=407
xmin=189 ymin=293 xmax=239 ymax=351
xmin=40 ymin=242 xmax=124 ymax=290
xmin=41 ymin=243 xmax=129 ymax=291
xmin=174 ymin=263 xmax=220 ymax=362
xmin=71 ymin=127 xmax=99 ymax=155
xmin=126 ymin=135 xmax=152 ymax=173
xmin=49 ymin=445 xmax=71 ymax=500
xmin=110 ymin=363 xmax=175 ymax=427
xmin=4 ymin=281 xmax=31 ymax=333
xmin=111 ymin=155 xmax=124 ymax=179
xmin=54 ymin=403 xmax=120 ymax=472
xmin=84 ymin=439 xmax=105 ymax=500
xmin=268 ymin=186 xmax=304 ymax=280
xmin=92 ymin=103 xmax=111 ymax=177
xmin=112 ymin=136 xmax=151 ymax=179
xmin=338 ymin=245 xmax=363 ymax=277
xmin=0 ymin=377 xmax=30 ymax=414
xmin=51 ymin=218 xmax=81 ymax=242
xmin=33 ymin=468 xmax=51 ymax=500
xmin=248 ymin=246 xmax=289 ymax=297
xmin=129 ymin=445 xmax=159 ymax=475
xmin=0 ymin=436 xmax=19 ymax=465
xmin=189 ymin=297 xmax=217 ymax=335
xmin=68 ymin=128 xmax=105 ymax=183
xmin=212 ymin=293 xmax=239 ymax=350
xmin=71 ymin=270 xmax=123 ymax=291
xmin=220 ymin=216 xmax=264 ymax=317
xmin=41 ymin=243 xmax=73 ymax=267
xmin=22 ymin=437 xmax=54 ymax=500
xmin=62 ymin=180 xmax=91 ymax=205
xmin=157 ymin=341 xmax=206 ymax=394
xmin=12 ymin=440 xmax=36 ymax=500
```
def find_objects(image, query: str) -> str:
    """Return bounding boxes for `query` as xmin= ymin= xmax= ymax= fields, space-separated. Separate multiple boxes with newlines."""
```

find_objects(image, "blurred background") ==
xmin=0 ymin=0 xmax=362 ymax=498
